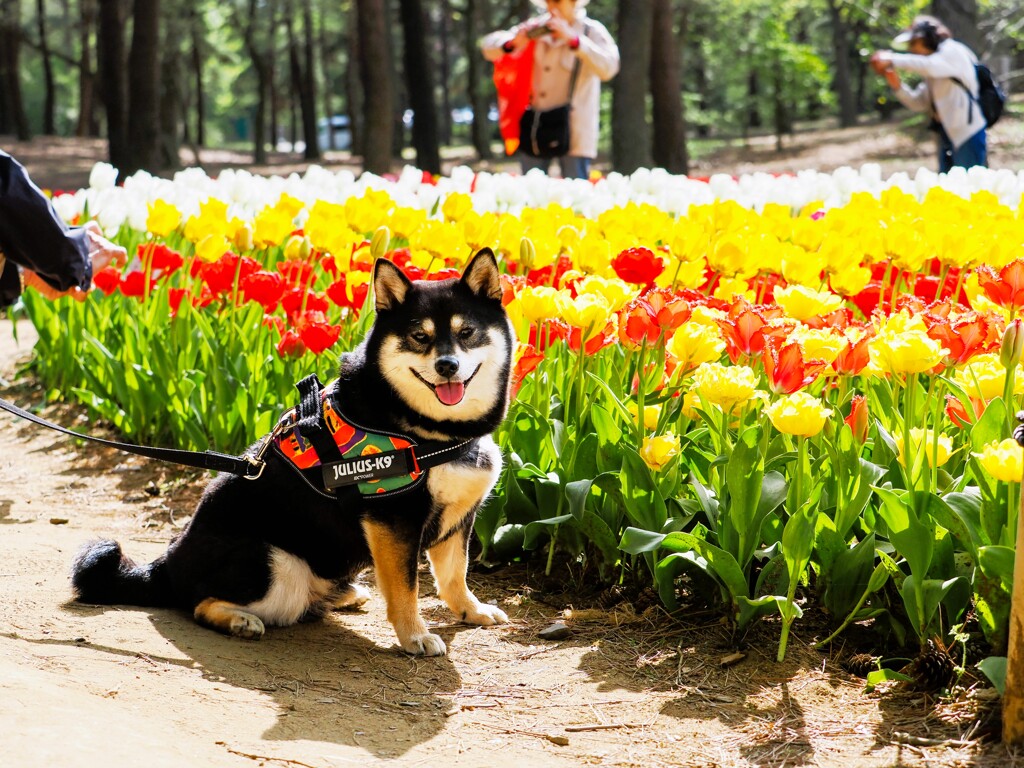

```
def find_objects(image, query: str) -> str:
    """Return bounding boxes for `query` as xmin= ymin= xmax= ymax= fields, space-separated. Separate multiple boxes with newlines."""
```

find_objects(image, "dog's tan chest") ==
xmin=428 ymin=436 xmax=502 ymax=539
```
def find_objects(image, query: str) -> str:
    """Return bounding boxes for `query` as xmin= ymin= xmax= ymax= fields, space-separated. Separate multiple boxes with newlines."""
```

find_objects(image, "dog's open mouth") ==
xmin=413 ymin=365 xmax=480 ymax=406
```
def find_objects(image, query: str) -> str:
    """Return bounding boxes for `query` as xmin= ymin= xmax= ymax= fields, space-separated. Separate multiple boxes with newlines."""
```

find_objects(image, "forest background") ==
xmin=0 ymin=0 xmax=1022 ymax=183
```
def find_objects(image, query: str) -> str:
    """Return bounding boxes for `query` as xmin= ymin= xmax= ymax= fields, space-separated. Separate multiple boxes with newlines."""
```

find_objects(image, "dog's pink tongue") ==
xmin=435 ymin=381 xmax=465 ymax=405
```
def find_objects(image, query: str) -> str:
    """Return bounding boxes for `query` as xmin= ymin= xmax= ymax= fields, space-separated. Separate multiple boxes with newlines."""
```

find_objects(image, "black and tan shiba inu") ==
xmin=72 ymin=249 xmax=513 ymax=656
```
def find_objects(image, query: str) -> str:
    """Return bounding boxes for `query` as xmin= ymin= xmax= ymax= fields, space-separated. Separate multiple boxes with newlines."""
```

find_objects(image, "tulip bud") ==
xmin=519 ymin=237 xmax=536 ymax=270
xmin=844 ymin=394 xmax=869 ymax=445
xmin=233 ymin=223 xmax=254 ymax=252
xmin=371 ymin=226 xmax=391 ymax=260
xmin=1000 ymin=319 xmax=1024 ymax=369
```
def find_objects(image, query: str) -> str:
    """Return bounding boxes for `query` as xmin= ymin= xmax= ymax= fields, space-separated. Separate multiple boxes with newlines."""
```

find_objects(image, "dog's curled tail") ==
xmin=71 ymin=539 xmax=173 ymax=608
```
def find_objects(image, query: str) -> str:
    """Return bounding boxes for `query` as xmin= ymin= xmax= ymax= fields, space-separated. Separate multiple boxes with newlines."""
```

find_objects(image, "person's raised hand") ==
xmin=546 ymin=16 xmax=576 ymax=44
xmin=883 ymin=68 xmax=902 ymax=90
xmin=869 ymin=51 xmax=891 ymax=75
xmin=83 ymin=220 xmax=127 ymax=273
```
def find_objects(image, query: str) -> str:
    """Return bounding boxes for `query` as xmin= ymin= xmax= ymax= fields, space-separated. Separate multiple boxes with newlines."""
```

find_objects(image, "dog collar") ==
xmin=273 ymin=375 xmax=474 ymax=499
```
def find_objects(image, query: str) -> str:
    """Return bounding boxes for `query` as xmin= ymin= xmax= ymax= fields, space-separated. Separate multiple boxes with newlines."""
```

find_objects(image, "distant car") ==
xmin=317 ymin=115 xmax=352 ymax=151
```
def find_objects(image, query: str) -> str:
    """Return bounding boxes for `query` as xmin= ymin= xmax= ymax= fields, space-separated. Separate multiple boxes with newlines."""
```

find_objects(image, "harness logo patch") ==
xmin=322 ymin=449 xmax=412 ymax=490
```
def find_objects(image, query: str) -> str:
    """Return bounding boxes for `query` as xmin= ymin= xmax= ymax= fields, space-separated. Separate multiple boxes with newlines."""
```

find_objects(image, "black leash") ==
xmin=0 ymin=396 xmax=267 ymax=479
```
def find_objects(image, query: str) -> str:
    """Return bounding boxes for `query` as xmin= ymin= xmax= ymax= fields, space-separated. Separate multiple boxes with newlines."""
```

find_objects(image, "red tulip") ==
xmin=762 ymin=336 xmax=828 ymax=395
xmin=276 ymin=329 xmax=306 ymax=358
xmin=92 ymin=266 xmax=121 ymax=295
xmin=976 ymin=259 xmax=1024 ymax=310
xmin=278 ymin=259 xmax=316 ymax=287
xmin=241 ymin=271 xmax=286 ymax=312
xmin=511 ymin=343 xmax=545 ymax=397
xmin=832 ymin=333 xmax=872 ymax=376
xmin=119 ymin=270 xmax=146 ymax=298
xmin=296 ymin=312 xmax=342 ymax=354
xmin=611 ymin=247 xmax=664 ymax=286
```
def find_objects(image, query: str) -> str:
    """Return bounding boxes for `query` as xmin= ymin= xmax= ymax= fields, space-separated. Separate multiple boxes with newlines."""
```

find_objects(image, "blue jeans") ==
xmin=938 ymin=127 xmax=987 ymax=173
xmin=519 ymin=153 xmax=591 ymax=180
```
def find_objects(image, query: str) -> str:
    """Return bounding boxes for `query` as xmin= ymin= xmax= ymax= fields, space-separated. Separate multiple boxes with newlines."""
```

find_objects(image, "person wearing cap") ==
xmin=0 ymin=149 xmax=125 ymax=307
xmin=481 ymin=0 xmax=619 ymax=180
xmin=870 ymin=15 xmax=987 ymax=173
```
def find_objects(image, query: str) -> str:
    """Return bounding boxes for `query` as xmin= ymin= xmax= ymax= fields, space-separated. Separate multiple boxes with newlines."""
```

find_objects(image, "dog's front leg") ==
xmin=427 ymin=524 xmax=508 ymax=626
xmin=363 ymin=520 xmax=446 ymax=656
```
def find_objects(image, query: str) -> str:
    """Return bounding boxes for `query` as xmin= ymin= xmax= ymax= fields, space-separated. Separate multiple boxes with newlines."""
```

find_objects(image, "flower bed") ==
xmin=19 ymin=162 xmax=1024 ymax=677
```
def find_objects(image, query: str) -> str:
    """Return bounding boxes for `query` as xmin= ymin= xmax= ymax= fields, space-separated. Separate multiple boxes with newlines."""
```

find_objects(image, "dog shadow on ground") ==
xmin=63 ymin=597 xmax=475 ymax=760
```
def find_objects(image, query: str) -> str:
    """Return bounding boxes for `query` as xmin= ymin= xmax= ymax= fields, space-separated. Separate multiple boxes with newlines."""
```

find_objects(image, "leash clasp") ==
xmin=242 ymin=412 xmax=292 ymax=480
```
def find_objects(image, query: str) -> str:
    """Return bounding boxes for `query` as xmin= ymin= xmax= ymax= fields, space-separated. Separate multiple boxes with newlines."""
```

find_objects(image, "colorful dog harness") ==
xmin=270 ymin=374 xmax=473 ymax=499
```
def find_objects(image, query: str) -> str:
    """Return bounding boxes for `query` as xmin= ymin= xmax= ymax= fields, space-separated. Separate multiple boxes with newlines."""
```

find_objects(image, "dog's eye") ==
xmin=458 ymin=327 xmax=476 ymax=340
xmin=410 ymin=331 xmax=431 ymax=344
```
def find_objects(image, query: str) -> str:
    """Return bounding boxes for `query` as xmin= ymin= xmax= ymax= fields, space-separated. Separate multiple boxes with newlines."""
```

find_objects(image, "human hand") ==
xmin=21 ymin=221 xmax=126 ymax=301
xmin=869 ymin=51 xmax=891 ymax=75
xmin=883 ymin=68 xmax=901 ymax=90
xmin=546 ymin=16 xmax=576 ymax=43
xmin=83 ymin=220 xmax=127 ymax=273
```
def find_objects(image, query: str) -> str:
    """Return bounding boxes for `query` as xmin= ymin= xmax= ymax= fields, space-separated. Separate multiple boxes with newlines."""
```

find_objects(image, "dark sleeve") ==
xmin=0 ymin=150 xmax=91 ymax=307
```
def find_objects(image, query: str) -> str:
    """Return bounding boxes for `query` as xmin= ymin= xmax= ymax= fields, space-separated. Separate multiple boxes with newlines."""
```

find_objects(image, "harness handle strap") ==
xmin=294 ymin=374 xmax=344 ymax=464
xmin=0 ymin=396 xmax=262 ymax=477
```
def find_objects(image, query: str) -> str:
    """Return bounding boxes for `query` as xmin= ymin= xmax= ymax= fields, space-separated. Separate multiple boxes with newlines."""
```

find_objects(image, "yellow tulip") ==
xmin=146 ymin=200 xmax=181 ymax=238
xmin=667 ymin=322 xmax=725 ymax=371
xmin=575 ymin=276 xmax=634 ymax=312
xmin=897 ymin=428 xmax=954 ymax=468
xmin=973 ymin=439 xmax=1024 ymax=483
xmin=442 ymin=192 xmax=473 ymax=222
xmin=195 ymin=234 xmax=229 ymax=262
xmin=252 ymin=206 xmax=296 ymax=249
xmin=518 ymin=286 xmax=561 ymax=322
xmin=774 ymin=284 xmax=843 ymax=322
xmin=555 ymin=293 xmax=612 ymax=339
xmin=628 ymin=401 xmax=662 ymax=431
xmin=640 ymin=433 xmax=681 ymax=471
xmin=691 ymin=362 xmax=759 ymax=412
xmin=765 ymin=392 xmax=832 ymax=437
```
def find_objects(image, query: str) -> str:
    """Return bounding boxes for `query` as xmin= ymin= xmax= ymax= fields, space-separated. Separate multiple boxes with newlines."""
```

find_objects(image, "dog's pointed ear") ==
xmin=461 ymin=248 xmax=503 ymax=301
xmin=373 ymin=258 xmax=412 ymax=312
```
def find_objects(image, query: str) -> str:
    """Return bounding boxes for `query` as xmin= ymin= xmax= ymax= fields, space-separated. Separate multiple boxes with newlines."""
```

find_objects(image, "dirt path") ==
xmin=4 ymin=110 xmax=1022 ymax=192
xmin=0 ymin=316 xmax=1017 ymax=768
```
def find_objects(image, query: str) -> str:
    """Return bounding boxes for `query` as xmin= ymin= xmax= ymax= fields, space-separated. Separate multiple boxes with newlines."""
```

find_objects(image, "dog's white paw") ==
xmin=230 ymin=613 xmax=265 ymax=639
xmin=400 ymin=631 xmax=447 ymax=657
xmin=333 ymin=583 xmax=371 ymax=610
xmin=461 ymin=602 xmax=508 ymax=626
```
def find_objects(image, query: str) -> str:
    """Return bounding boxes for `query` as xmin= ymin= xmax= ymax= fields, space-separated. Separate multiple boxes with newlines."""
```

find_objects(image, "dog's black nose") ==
xmin=435 ymin=356 xmax=460 ymax=378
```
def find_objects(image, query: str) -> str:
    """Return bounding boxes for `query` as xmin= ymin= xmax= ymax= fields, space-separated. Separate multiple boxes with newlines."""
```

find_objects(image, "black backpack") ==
xmin=954 ymin=62 xmax=1007 ymax=127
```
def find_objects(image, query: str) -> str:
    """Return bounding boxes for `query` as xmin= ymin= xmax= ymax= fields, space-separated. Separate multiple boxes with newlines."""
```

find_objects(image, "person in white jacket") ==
xmin=871 ymin=16 xmax=987 ymax=173
xmin=481 ymin=0 xmax=619 ymax=180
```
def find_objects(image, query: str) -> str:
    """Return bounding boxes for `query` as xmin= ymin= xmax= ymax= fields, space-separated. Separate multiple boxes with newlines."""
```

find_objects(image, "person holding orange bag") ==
xmin=482 ymin=0 xmax=618 ymax=180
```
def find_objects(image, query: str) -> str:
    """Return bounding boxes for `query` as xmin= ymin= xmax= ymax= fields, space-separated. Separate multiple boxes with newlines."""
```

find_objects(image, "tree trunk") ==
xmin=438 ymin=0 xmax=452 ymax=146
xmin=240 ymin=0 xmax=270 ymax=164
xmin=125 ymin=0 xmax=162 ymax=175
xmin=36 ymin=0 xmax=56 ymax=134
xmin=97 ymin=0 xmax=128 ymax=170
xmin=76 ymin=0 xmax=99 ymax=137
xmin=297 ymin=0 xmax=320 ymax=159
xmin=466 ymin=0 xmax=492 ymax=160
xmin=0 ymin=0 xmax=30 ymax=140
xmin=189 ymin=4 xmax=206 ymax=147
xmin=746 ymin=70 xmax=761 ymax=130
xmin=355 ymin=0 xmax=394 ymax=174
xmin=827 ymin=0 xmax=857 ymax=127
xmin=612 ymin=0 xmax=653 ymax=173
xmin=399 ymin=0 xmax=441 ymax=173
xmin=317 ymin=0 xmax=334 ymax=150
xmin=159 ymin=0 xmax=183 ymax=169
xmin=649 ymin=0 xmax=686 ymax=174
xmin=346 ymin=3 xmax=363 ymax=155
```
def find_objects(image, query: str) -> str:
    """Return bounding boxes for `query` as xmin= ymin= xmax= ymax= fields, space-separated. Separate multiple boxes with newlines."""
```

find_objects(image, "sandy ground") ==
xmin=0 ymin=316 xmax=1021 ymax=768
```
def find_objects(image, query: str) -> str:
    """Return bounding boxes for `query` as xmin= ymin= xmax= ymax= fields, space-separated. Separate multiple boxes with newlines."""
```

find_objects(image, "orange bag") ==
xmin=492 ymin=41 xmax=535 ymax=156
